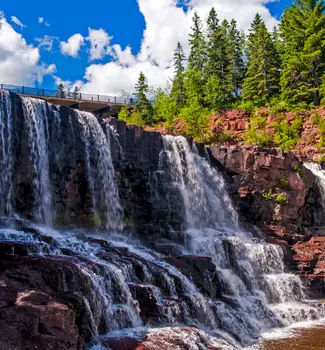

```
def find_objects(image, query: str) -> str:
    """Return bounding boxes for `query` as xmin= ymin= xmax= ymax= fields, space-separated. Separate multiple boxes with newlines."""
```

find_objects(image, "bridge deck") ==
xmin=22 ymin=94 xmax=126 ymax=117
xmin=2 ymin=83 xmax=132 ymax=117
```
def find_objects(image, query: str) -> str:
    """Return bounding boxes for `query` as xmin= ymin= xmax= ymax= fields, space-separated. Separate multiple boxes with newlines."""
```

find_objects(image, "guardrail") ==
xmin=1 ymin=83 xmax=132 ymax=105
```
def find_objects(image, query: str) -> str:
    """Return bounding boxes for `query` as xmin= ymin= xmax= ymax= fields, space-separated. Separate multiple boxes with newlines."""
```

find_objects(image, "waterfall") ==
xmin=2 ymin=92 xmax=325 ymax=349
xmin=0 ymin=90 xmax=13 ymax=217
xmin=159 ymin=135 xmax=325 ymax=344
xmin=304 ymin=162 xmax=325 ymax=224
xmin=74 ymin=110 xmax=123 ymax=231
xmin=21 ymin=97 xmax=55 ymax=224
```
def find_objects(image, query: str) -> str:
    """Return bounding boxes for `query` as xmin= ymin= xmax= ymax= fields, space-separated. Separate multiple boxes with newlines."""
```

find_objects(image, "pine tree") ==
xmin=188 ymin=11 xmax=206 ymax=73
xmin=204 ymin=9 xmax=233 ymax=106
xmin=247 ymin=13 xmax=263 ymax=51
xmin=72 ymin=86 xmax=79 ymax=99
xmin=321 ymin=73 xmax=325 ymax=105
xmin=135 ymin=72 xmax=153 ymax=124
xmin=280 ymin=0 xmax=325 ymax=106
xmin=56 ymin=83 xmax=66 ymax=98
xmin=171 ymin=42 xmax=186 ymax=110
xmin=242 ymin=21 xmax=280 ymax=105
xmin=228 ymin=19 xmax=246 ymax=97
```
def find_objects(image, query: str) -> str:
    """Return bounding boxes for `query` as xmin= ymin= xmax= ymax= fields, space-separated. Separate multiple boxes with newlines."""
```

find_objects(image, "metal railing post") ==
xmin=1 ymin=84 xmax=3 ymax=90
xmin=22 ymin=86 xmax=24 ymax=94
xmin=98 ymin=94 xmax=99 ymax=102
xmin=114 ymin=96 xmax=117 ymax=103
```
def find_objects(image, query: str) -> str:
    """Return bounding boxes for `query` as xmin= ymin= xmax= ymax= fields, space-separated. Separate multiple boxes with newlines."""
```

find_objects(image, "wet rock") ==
xmin=0 ymin=253 xmax=106 ymax=349
xmin=128 ymin=283 xmax=161 ymax=322
xmin=102 ymin=326 xmax=229 ymax=350
xmin=166 ymin=255 xmax=220 ymax=298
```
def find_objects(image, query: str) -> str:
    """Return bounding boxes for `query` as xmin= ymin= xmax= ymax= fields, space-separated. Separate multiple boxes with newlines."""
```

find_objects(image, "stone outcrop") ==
xmin=0 ymin=247 xmax=101 ymax=349
xmin=101 ymin=326 xmax=229 ymax=350
xmin=210 ymin=145 xmax=320 ymax=239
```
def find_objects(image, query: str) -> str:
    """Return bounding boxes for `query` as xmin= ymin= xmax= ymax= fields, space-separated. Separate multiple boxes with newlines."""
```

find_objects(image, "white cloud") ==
xmin=73 ymin=0 xmax=279 ymax=96
xmin=87 ymin=27 xmax=112 ymax=61
xmin=11 ymin=16 xmax=25 ymax=29
xmin=60 ymin=33 xmax=85 ymax=57
xmin=0 ymin=14 xmax=56 ymax=85
xmin=38 ymin=17 xmax=50 ymax=26
xmin=35 ymin=35 xmax=58 ymax=51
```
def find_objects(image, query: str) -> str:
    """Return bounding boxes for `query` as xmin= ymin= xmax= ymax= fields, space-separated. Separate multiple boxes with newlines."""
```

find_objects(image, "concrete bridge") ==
xmin=1 ymin=84 xmax=132 ymax=118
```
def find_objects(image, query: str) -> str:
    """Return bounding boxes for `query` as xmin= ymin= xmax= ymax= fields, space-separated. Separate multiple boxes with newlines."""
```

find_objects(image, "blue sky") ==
xmin=0 ymin=0 xmax=293 ymax=95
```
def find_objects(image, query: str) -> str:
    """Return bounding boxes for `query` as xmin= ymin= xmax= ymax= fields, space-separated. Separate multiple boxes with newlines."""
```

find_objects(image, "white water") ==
xmin=20 ymin=97 xmax=57 ymax=225
xmin=75 ymin=110 xmax=123 ymax=231
xmin=160 ymin=136 xmax=325 ymax=344
xmin=2 ymin=93 xmax=325 ymax=349
xmin=0 ymin=90 xmax=13 ymax=217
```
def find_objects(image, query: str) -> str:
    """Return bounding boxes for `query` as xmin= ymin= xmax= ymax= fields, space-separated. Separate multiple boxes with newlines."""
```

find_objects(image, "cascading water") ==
xmin=74 ymin=110 xmax=123 ymax=231
xmin=304 ymin=162 xmax=325 ymax=225
xmin=20 ymin=97 xmax=56 ymax=224
xmin=0 ymin=90 xmax=13 ymax=217
xmin=1 ymin=91 xmax=325 ymax=349
xmin=159 ymin=136 xmax=325 ymax=344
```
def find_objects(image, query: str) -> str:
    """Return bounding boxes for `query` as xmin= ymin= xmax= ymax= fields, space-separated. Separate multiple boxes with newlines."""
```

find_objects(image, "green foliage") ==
xmin=204 ymin=9 xmax=233 ymax=102
xmin=152 ymin=89 xmax=178 ymax=127
xmin=119 ymin=2 xmax=324 ymax=143
xmin=280 ymin=0 xmax=325 ymax=106
xmin=263 ymin=190 xmax=273 ymax=200
xmin=275 ymin=193 xmax=288 ymax=206
xmin=242 ymin=21 xmax=280 ymax=106
xmin=188 ymin=12 xmax=207 ymax=73
xmin=292 ymin=166 xmax=304 ymax=177
xmin=279 ymin=177 xmax=289 ymax=188
xmin=245 ymin=114 xmax=273 ymax=146
xmin=171 ymin=42 xmax=187 ymax=109
xmin=311 ymin=111 xmax=325 ymax=147
xmin=273 ymin=115 xmax=303 ymax=150
xmin=180 ymin=98 xmax=210 ymax=141
xmin=118 ymin=107 xmax=145 ymax=127
xmin=135 ymin=72 xmax=153 ymax=124
xmin=321 ymin=74 xmax=325 ymax=105
xmin=204 ymin=75 xmax=224 ymax=110
xmin=317 ymin=155 xmax=325 ymax=163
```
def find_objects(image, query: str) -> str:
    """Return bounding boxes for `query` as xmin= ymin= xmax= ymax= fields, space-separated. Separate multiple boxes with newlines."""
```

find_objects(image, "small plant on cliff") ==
xmin=279 ymin=177 xmax=289 ymax=188
xmin=275 ymin=193 xmax=288 ymax=206
xmin=245 ymin=114 xmax=273 ymax=147
xmin=273 ymin=114 xmax=303 ymax=151
xmin=263 ymin=190 xmax=273 ymax=201
xmin=312 ymin=112 xmax=325 ymax=148
xmin=292 ymin=166 xmax=304 ymax=178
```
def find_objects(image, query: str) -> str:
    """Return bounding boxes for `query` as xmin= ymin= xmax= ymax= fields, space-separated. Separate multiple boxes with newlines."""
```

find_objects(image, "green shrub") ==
xmin=263 ymin=190 xmax=273 ymax=201
xmin=245 ymin=114 xmax=273 ymax=147
xmin=273 ymin=115 xmax=303 ymax=151
xmin=180 ymin=98 xmax=210 ymax=142
xmin=275 ymin=194 xmax=288 ymax=206
xmin=279 ymin=177 xmax=289 ymax=187
xmin=292 ymin=166 xmax=304 ymax=177
xmin=152 ymin=89 xmax=178 ymax=126
xmin=118 ymin=107 xmax=145 ymax=128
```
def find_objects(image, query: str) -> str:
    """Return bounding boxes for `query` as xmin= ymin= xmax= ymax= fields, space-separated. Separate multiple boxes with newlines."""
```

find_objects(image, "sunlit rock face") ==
xmin=1 ymin=90 xmax=325 ymax=350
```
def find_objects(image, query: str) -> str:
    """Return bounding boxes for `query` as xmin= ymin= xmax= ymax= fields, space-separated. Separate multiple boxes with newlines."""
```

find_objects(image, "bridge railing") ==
xmin=1 ymin=83 xmax=132 ymax=105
